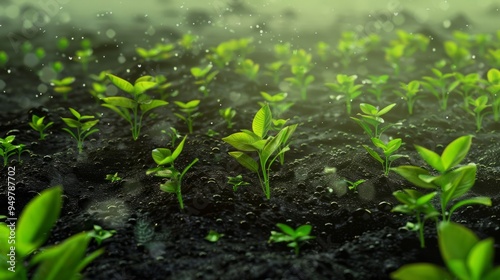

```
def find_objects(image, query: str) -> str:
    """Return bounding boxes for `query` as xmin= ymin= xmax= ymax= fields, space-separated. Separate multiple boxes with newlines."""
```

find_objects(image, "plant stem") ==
xmin=416 ymin=214 xmax=425 ymax=248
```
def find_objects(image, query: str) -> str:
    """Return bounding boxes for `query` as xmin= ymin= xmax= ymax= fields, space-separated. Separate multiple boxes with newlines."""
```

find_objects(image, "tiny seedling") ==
xmin=385 ymin=30 xmax=429 ymax=76
xmin=285 ymin=65 xmax=315 ymax=100
xmin=102 ymin=74 xmax=168 ymax=140
xmin=325 ymin=74 xmax=363 ymax=115
xmin=206 ymin=129 xmax=219 ymax=137
xmin=205 ymin=230 xmax=224 ymax=243
xmin=391 ymin=135 xmax=491 ymax=222
xmin=227 ymin=174 xmax=250 ymax=192
xmin=268 ymin=223 xmax=315 ymax=256
xmin=219 ymin=107 xmax=236 ymax=129
xmin=161 ymin=127 xmax=182 ymax=148
xmin=29 ymin=114 xmax=54 ymax=140
xmin=363 ymin=138 xmax=407 ymax=176
xmin=455 ymin=72 xmax=481 ymax=113
xmin=485 ymin=68 xmax=500 ymax=121
xmin=61 ymin=108 xmax=99 ymax=153
xmin=146 ymin=136 xmax=199 ymax=210
xmin=75 ymin=48 xmax=93 ymax=73
xmin=208 ymin=38 xmax=254 ymax=69
xmin=468 ymin=95 xmax=491 ymax=132
xmin=334 ymin=31 xmax=380 ymax=68
xmin=190 ymin=64 xmax=219 ymax=97
xmin=87 ymin=225 xmax=116 ymax=246
xmin=365 ymin=75 xmax=389 ymax=102
xmin=395 ymin=80 xmax=421 ymax=115
xmin=235 ymin=58 xmax=259 ymax=82
xmin=391 ymin=222 xmax=500 ymax=280
xmin=421 ymin=68 xmax=460 ymax=111
xmin=51 ymin=76 xmax=75 ymax=100
xmin=222 ymin=104 xmax=297 ymax=199
xmin=345 ymin=179 xmax=366 ymax=192
xmin=444 ymin=40 xmax=472 ymax=70
xmin=136 ymin=43 xmax=175 ymax=61
xmin=274 ymin=42 xmax=292 ymax=62
xmin=0 ymin=186 xmax=103 ymax=280
xmin=258 ymin=92 xmax=294 ymax=118
xmin=105 ymin=172 xmax=122 ymax=183
xmin=178 ymin=33 xmax=199 ymax=52
xmin=392 ymin=189 xmax=440 ymax=248
xmin=264 ymin=61 xmax=285 ymax=85
xmin=351 ymin=103 xmax=398 ymax=140
xmin=174 ymin=100 xmax=201 ymax=134
xmin=0 ymin=136 xmax=28 ymax=167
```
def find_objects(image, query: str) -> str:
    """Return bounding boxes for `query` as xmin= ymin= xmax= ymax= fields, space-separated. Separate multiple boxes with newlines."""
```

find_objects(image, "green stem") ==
xmin=259 ymin=154 xmax=270 ymax=199
xmin=416 ymin=214 xmax=425 ymax=248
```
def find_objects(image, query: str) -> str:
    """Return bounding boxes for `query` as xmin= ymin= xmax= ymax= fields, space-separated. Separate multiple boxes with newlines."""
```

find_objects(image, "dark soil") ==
xmin=1 ymin=5 xmax=500 ymax=280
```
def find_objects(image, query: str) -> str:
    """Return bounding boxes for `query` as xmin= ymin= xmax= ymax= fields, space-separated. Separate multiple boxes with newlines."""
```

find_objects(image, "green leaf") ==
xmin=134 ymin=81 xmax=157 ymax=95
xmin=17 ymin=187 xmax=62 ymax=257
xmin=107 ymin=74 xmax=134 ymax=94
xmin=467 ymin=238 xmax=494 ymax=280
xmin=152 ymin=148 xmax=172 ymax=165
xmin=61 ymin=117 xmax=80 ymax=128
xmin=252 ymin=104 xmax=272 ymax=138
xmin=140 ymin=99 xmax=168 ymax=114
xmin=448 ymin=196 xmax=491 ymax=218
xmin=295 ymin=224 xmax=312 ymax=237
xmin=415 ymin=144 xmax=444 ymax=172
xmin=222 ymin=132 xmax=261 ymax=152
xmin=160 ymin=180 xmax=178 ymax=193
xmin=441 ymin=135 xmax=472 ymax=171
xmin=438 ymin=222 xmax=478 ymax=265
xmin=276 ymin=223 xmax=295 ymax=236
xmin=102 ymin=96 xmax=136 ymax=109
xmin=228 ymin=151 xmax=258 ymax=173
xmin=101 ymin=104 xmax=132 ymax=123
xmin=416 ymin=191 xmax=438 ymax=206
xmin=484 ymin=267 xmax=500 ymax=280
xmin=363 ymin=145 xmax=383 ymax=164
xmin=390 ymin=263 xmax=452 ymax=280
xmin=391 ymin=166 xmax=437 ymax=189
xmin=487 ymin=68 xmax=500 ymax=84
xmin=158 ymin=136 xmax=186 ymax=165
xmin=360 ymin=103 xmax=378 ymax=115
xmin=377 ymin=103 xmax=396 ymax=116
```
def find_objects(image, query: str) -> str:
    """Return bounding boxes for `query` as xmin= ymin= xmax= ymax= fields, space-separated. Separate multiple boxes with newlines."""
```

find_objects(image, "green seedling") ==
xmin=235 ymin=58 xmax=259 ymax=82
xmin=385 ymin=44 xmax=405 ymax=76
xmin=207 ymin=38 xmax=254 ymax=68
xmin=227 ymin=174 xmax=250 ymax=192
xmin=392 ymin=189 xmax=440 ymax=248
xmin=51 ymin=76 xmax=75 ymax=100
xmin=61 ymin=108 xmax=99 ymax=153
xmin=325 ymin=74 xmax=363 ymax=115
xmin=87 ymin=225 xmax=116 ymax=246
xmin=219 ymin=107 xmax=236 ymax=129
xmin=363 ymin=138 xmax=407 ymax=176
xmin=444 ymin=41 xmax=472 ymax=70
xmin=391 ymin=222 xmax=500 ymax=280
xmin=89 ymin=82 xmax=107 ymax=102
xmin=222 ymin=104 xmax=297 ymax=199
xmin=452 ymin=30 xmax=493 ymax=57
xmin=146 ymin=136 xmax=199 ymax=210
xmin=205 ymin=230 xmax=224 ymax=243
xmin=206 ymin=129 xmax=219 ymax=137
xmin=258 ymin=91 xmax=294 ymax=118
xmin=385 ymin=30 xmax=429 ymax=76
xmin=421 ymin=68 xmax=460 ymax=111
xmin=102 ymin=74 xmax=168 ymax=140
xmin=315 ymin=41 xmax=331 ymax=62
xmin=0 ymin=51 xmax=9 ymax=67
xmin=136 ymin=43 xmax=175 ymax=61
xmin=0 ymin=186 xmax=103 ymax=280
xmin=264 ymin=61 xmax=285 ymax=85
xmin=285 ymin=65 xmax=315 ymax=100
xmin=29 ymin=114 xmax=54 ymax=140
xmin=174 ymin=100 xmax=201 ymax=134
xmin=484 ymin=68 xmax=500 ymax=121
xmin=468 ymin=95 xmax=491 ymax=132
xmin=391 ymin=135 xmax=491 ymax=222
xmin=268 ymin=223 xmax=315 ymax=256
xmin=455 ymin=72 xmax=482 ymax=113
xmin=350 ymin=103 xmax=398 ymax=140
xmin=105 ymin=172 xmax=122 ymax=183
xmin=75 ymin=48 xmax=93 ymax=73
xmin=365 ymin=75 xmax=389 ymax=102
xmin=395 ymin=80 xmax=421 ymax=115
xmin=335 ymin=31 xmax=380 ymax=68
xmin=178 ymin=33 xmax=199 ymax=52
xmin=345 ymin=179 xmax=366 ymax=192
xmin=190 ymin=64 xmax=218 ymax=97
xmin=161 ymin=127 xmax=182 ymax=148
xmin=274 ymin=42 xmax=292 ymax=62
xmin=0 ymin=136 xmax=28 ymax=167
xmin=57 ymin=37 xmax=69 ymax=52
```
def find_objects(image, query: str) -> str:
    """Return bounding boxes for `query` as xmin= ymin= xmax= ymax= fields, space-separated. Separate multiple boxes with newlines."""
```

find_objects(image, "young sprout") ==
xmin=335 ymin=32 xmax=380 ymax=68
xmin=325 ymin=74 xmax=363 ymax=115
xmin=136 ymin=43 xmax=175 ymax=61
xmin=207 ymin=38 xmax=254 ymax=69
xmin=205 ymin=230 xmax=224 ymax=243
xmin=75 ymin=44 xmax=93 ymax=73
xmin=101 ymin=74 xmax=168 ymax=140
xmin=285 ymin=65 xmax=315 ymax=100
xmin=0 ymin=136 xmax=28 ymax=166
xmin=455 ymin=72 xmax=481 ymax=113
xmin=485 ymin=68 xmax=500 ymax=121
xmin=51 ymin=77 xmax=75 ymax=100
xmin=365 ymin=75 xmax=389 ymax=103
xmin=444 ymin=41 xmax=472 ymax=70
xmin=146 ymin=136 xmax=199 ymax=210
xmin=395 ymin=80 xmax=421 ymax=115
xmin=206 ymin=129 xmax=219 ymax=137
xmin=29 ymin=114 xmax=54 ymax=140
xmin=87 ymin=225 xmax=116 ymax=246
xmin=0 ymin=51 xmax=9 ymax=67
xmin=258 ymin=92 xmax=294 ymax=118
xmin=178 ymin=33 xmax=199 ymax=52
xmin=174 ymin=100 xmax=201 ymax=134
xmin=268 ymin=223 xmax=315 ymax=256
xmin=235 ymin=58 xmax=259 ymax=82
xmin=227 ymin=174 xmax=250 ymax=192
xmin=363 ymin=138 xmax=407 ymax=176
xmin=315 ymin=41 xmax=331 ymax=62
xmin=61 ymin=108 xmax=99 ymax=154
xmin=350 ymin=103 xmax=398 ymax=140
xmin=345 ymin=178 xmax=366 ymax=192
xmin=385 ymin=30 xmax=429 ymax=76
xmin=274 ymin=42 xmax=292 ymax=62
xmin=468 ymin=95 xmax=491 ymax=132
xmin=105 ymin=172 xmax=122 ymax=183
xmin=219 ymin=107 xmax=236 ymax=129
xmin=190 ymin=64 xmax=218 ymax=97
xmin=89 ymin=82 xmax=107 ymax=102
xmin=384 ymin=44 xmax=405 ymax=76
xmin=161 ymin=127 xmax=182 ymax=148
xmin=421 ymin=68 xmax=460 ymax=111
xmin=264 ymin=61 xmax=285 ymax=85
xmin=222 ymin=104 xmax=297 ymax=199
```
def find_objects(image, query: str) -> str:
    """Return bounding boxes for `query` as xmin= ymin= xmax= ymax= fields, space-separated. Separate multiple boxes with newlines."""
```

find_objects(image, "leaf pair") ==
xmin=268 ymin=223 xmax=315 ymax=256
